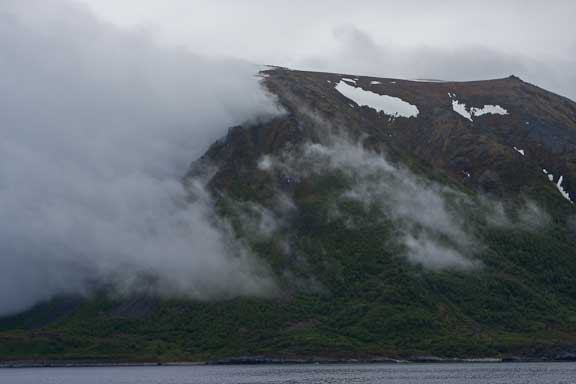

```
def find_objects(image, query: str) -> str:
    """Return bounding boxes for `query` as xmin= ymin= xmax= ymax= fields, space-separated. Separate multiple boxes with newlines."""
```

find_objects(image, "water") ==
xmin=1 ymin=362 xmax=575 ymax=384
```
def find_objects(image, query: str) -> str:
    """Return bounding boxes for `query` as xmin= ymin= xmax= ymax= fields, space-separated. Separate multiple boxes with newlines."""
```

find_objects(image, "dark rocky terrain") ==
xmin=197 ymin=67 xmax=575 ymax=204
xmin=1 ymin=68 xmax=576 ymax=363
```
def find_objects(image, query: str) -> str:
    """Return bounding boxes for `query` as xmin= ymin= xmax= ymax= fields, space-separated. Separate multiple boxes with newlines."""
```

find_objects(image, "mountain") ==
xmin=1 ymin=68 xmax=576 ymax=363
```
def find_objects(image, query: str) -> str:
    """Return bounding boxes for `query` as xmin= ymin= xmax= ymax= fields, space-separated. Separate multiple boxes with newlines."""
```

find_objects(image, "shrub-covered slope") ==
xmin=1 ymin=68 xmax=576 ymax=362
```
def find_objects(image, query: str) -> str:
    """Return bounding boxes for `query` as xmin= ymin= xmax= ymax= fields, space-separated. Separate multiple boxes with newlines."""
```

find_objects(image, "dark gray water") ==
xmin=1 ymin=362 xmax=575 ymax=384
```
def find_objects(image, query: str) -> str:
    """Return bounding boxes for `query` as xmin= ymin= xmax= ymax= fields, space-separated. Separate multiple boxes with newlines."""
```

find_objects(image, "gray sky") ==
xmin=74 ymin=0 xmax=575 ymax=59
xmin=72 ymin=0 xmax=576 ymax=99
xmin=75 ymin=0 xmax=576 ymax=99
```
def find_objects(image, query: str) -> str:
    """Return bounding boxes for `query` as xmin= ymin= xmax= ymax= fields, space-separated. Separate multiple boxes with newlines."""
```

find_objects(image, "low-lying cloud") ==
xmin=0 ymin=0 xmax=280 ymax=316
xmin=260 ymin=138 xmax=481 ymax=271
xmin=259 ymin=132 xmax=552 ymax=272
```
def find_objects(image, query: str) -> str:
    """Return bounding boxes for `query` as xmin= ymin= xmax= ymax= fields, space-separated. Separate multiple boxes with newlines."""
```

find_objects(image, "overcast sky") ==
xmin=71 ymin=0 xmax=576 ymax=99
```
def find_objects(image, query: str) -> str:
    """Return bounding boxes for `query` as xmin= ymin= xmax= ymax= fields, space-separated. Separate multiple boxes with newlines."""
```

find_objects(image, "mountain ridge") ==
xmin=1 ymin=67 xmax=576 ymax=363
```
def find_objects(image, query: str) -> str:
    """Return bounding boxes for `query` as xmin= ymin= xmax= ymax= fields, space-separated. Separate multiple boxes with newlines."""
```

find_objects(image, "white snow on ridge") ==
xmin=471 ymin=105 xmax=508 ymax=117
xmin=448 ymin=93 xmax=508 ymax=122
xmin=543 ymin=168 xmax=554 ymax=181
xmin=555 ymin=176 xmax=573 ymax=203
xmin=542 ymin=169 xmax=573 ymax=203
xmin=452 ymin=99 xmax=473 ymax=121
xmin=342 ymin=78 xmax=356 ymax=83
xmin=513 ymin=147 xmax=525 ymax=156
xmin=335 ymin=80 xmax=419 ymax=118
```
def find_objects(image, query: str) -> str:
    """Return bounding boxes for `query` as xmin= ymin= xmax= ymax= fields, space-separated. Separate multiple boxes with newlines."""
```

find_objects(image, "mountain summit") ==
xmin=1 ymin=68 xmax=576 ymax=363
xmin=198 ymin=67 xmax=575 ymax=204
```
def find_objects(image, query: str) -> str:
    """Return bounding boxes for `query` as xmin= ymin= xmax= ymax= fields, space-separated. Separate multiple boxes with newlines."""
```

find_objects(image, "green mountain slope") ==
xmin=1 ymin=68 xmax=576 ymax=363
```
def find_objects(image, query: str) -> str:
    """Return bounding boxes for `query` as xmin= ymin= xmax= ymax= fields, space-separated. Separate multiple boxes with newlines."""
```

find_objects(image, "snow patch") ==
xmin=543 ymin=169 xmax=554 ymax=181
xmin=555 ymin=176 xmax=573 ymax=203
xmin=542 ymin=169 xmax=573 ymax=203
xmin=513 ymin=147 xmax=525 ymax=156
xmin=335 ymin=81 xmax=419 ymax=118
xmin=342 ymin=78 xmax=356 ymax=83
xmin=452 ymin=99 xmax=473 ymax=121
xmin=449 ymin=93 xmax=508 ymax=122
xmin=370 ymin=81 xmax=381 ymax=85
xmin=471 ymin=105 xmax=508 ymax=117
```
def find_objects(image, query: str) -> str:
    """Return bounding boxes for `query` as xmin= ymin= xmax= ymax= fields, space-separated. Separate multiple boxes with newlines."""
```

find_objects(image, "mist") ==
xmin=257 ymin=128 xmax=551 ymax=271
xmin=259 ymin=136 xmax=480 ymax=271
xmin=0 ymin=0 xmax=280 ymax=316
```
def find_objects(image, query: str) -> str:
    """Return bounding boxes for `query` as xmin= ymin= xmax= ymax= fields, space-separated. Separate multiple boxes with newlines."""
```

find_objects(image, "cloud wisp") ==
xmin=260 ymin=137 xmax=481 ymax=271
xmin=258 ymin=130 xmax=553 ymax=272
xmin=0 ymin=0 xmax=280 ymax=316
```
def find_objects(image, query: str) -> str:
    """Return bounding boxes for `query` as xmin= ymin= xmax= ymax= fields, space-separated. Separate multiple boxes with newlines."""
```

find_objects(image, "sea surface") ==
xmin=1 ymin=362 xmax=575 ymax=384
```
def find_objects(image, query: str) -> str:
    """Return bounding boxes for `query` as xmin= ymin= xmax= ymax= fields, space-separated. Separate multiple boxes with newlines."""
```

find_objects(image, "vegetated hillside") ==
xmin=1 ymin=68 xmax=576 ymax=363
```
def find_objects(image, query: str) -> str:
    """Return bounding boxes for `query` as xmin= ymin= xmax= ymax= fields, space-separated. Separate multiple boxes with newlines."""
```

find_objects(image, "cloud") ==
xmin=261 ymin=136 xmax=480 ymax=271
xmin=258 ymin=127 xmax=552 ymax=271
xmin=403 ymin=234 xmax=478 ymax=271
xmin=298 ymin=26 xmax=576 ymax=101
xmin=0 ymin=0 xmax=280 ymax=316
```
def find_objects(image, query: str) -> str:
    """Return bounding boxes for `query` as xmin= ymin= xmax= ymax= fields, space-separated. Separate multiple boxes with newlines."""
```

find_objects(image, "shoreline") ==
xmin=2 ymin=356 xmax=576 ymax=368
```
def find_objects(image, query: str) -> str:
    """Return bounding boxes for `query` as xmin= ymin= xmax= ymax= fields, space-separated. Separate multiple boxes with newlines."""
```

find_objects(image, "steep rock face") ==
xmin=195 ymin=68 xmax=576 ymax=204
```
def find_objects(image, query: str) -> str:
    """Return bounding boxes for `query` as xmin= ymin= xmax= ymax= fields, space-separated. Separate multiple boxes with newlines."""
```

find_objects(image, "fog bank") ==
xmin=0 ymin=0 xmax=279 ymax=316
